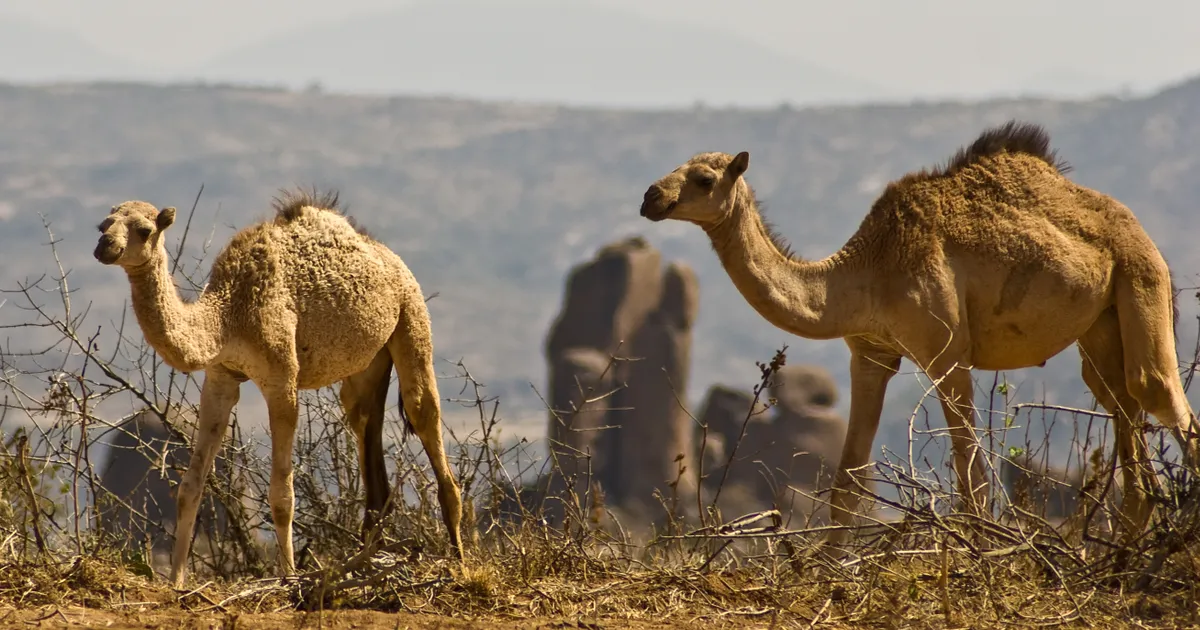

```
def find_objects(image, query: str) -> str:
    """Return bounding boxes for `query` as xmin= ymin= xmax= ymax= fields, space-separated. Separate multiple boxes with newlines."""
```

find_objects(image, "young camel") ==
xmin=637 ymin=120 xmax=1196 ymax=550
xmin=93 ymin=189 xmax=464 ymax=587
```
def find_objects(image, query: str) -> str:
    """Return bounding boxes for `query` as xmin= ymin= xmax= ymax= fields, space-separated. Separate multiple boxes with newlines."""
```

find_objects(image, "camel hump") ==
xmin=944 ymin=119 xmax=1072 ymax=176
xmin=270 ymin=186 xmax=343 ymax=222
xmin=269 ymin=186 xmax=379 ymax=241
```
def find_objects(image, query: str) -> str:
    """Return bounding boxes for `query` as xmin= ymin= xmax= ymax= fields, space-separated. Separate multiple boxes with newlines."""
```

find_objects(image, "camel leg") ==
xmin=261 ymin=379 xmax=301 ymax=577
xmin=339 ymin=348 xmax=395 ymax=542
xmin=929 ymin=366 xmax=989 ymax=514
xmin=1079 ymin=308 xmax=1157 ymax=539
xmin=826 ymin=343 xmax=901 ymax=548
xmin=1114 ymin=266 xmax=1197 ymax=456
xmin=387 ymin=292 xmax=464 ymax=559
xmin=170 ymin=367 xmax=241 ymax=588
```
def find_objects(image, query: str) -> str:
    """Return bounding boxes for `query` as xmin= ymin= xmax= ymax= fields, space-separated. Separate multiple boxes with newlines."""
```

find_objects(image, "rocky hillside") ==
xmin=1 ymin=78 xmax=1197 ymax=451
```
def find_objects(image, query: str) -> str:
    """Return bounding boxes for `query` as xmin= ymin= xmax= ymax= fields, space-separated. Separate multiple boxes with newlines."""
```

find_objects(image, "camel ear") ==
xmin=156 ymin=207 xmax=177 ymax=230
xmin=728 ymin=151 xmax=750 ymax=177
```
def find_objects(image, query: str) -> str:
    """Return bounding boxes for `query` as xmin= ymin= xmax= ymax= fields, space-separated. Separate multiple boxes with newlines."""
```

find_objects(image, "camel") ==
xmin=93 ymin=189 xmax=463 ymax=587
xmin=637 ymin=120 xmax=1196 ymax=551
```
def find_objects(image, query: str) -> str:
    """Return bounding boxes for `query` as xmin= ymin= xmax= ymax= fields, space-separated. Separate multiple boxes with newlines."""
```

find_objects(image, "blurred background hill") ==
xmin=1 ymin=0 xmax=1198 ymax=457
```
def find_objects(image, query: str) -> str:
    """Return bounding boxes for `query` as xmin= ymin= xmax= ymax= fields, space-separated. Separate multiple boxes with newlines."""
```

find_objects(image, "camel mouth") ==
xmin=640 ymin=200 xmax=677 ymax=222
xmin=93 ymin=242 xmax=124 ymax=265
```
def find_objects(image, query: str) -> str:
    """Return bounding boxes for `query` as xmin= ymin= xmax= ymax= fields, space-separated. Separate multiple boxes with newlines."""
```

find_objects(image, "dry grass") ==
xmin=2 ymin=209 xmax=1200 ymax=629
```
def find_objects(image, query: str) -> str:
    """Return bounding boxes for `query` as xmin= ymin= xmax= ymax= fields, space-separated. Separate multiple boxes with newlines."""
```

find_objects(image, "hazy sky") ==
xmin=4 ymin=0 xmax=1200 ymax=99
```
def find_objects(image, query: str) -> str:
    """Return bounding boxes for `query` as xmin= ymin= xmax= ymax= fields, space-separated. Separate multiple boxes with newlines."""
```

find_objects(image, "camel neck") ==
xmin=702 ymin=185 xmax=862 ymax=340
xmin=126 ymin=251 xmax=225 ymax=372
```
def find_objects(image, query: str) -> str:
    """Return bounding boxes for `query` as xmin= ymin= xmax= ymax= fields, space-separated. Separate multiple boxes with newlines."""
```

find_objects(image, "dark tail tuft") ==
xmin=397 ymin=379 xmax=415 ymax=441
xmin=1171 ymin=271 xmax=1181 ymax=344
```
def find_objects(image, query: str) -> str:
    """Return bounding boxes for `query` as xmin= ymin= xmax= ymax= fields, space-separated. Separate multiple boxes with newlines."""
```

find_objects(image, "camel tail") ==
xmin=1170 ymin=270 xmax=1180 ymax=345
xmin=397 ymin=380 xmax=415 ymax=441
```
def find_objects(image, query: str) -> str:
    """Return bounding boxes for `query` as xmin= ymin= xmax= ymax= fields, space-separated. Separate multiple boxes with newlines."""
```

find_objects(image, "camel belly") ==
xmin=292 ymin=298 xmax=401 ymax=390
xmin=959 ymin=257 xmax=1113 ymax=371
xmin=294 ymin=320 xmax=395 ymax=389
xmin=967 ymin=304 xmax=1106 ymax=371
xmin=969 ymin=329 xmax=1077 ymax=371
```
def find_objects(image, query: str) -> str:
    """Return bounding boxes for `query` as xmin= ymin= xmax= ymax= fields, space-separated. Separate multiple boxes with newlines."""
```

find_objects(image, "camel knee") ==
xmin=439 ymin=480 xmax=463 ymax=525
xmin=828 ymin=468 xmax=864 ymax=518
xmin=1125 ymin=366 xmax=1189 ymax=427
xmin=268 ymin=474 xmax=295 ymax=522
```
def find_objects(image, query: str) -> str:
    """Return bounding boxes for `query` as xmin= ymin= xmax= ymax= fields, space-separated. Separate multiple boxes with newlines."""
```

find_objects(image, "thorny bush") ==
xmin=1 ymin=207 xmax=1200 ymax=627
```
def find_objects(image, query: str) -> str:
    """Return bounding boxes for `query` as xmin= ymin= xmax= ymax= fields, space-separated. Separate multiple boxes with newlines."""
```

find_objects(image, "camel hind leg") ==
xmin=339 ymin=348 xmax=396 ymax=543
xmin=1113 ymin=263 xmax=1197 ymax=453
xmin=929 ymin=366 xmax=989 ymax=515
xmin=1078 ymin=307 xmax=1158 ymax=539
xmin=386 ymin=288 xmax=464 ymax=559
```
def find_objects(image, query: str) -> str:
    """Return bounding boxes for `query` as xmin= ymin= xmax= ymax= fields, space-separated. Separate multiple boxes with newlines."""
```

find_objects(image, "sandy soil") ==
xmin=0 ymin=606 xmax=757 ymax=629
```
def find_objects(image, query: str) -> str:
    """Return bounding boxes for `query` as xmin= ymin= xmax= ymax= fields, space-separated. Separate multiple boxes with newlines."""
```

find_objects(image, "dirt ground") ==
xmin=0 ymin=606 xmax=765 ymax=629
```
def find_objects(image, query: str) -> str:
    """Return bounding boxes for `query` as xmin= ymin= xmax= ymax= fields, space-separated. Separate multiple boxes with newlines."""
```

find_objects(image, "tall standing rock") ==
xmin=538 ymin=236 xmax=706 ymax=529
xmin=544 ymin=347 xmax=615 ymax=520
xmin=618 ymin=262 xmax=700 ymax=522
xmin=542 ymin=237 xmax=665 ymax=512
xmin=544 ymin=236 xmax=663 ymax=361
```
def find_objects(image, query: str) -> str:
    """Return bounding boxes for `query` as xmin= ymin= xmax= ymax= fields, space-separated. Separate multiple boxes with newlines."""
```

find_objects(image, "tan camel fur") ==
xmin=638 ymin=120 xmax=1196 ymax=550
xmin=94 ymin=189 xmax=463 ymax=587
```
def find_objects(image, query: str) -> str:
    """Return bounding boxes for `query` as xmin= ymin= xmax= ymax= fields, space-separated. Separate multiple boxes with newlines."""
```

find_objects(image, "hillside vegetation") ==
xmin=2 ymin=78 xmax=1200 ymax=628
xmin=0 ymin=79 xmax=1198 ymax=450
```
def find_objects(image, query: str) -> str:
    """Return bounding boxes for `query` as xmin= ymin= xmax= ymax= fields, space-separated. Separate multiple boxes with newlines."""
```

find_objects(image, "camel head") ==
xmin=640 ymin=151 xmax=750 ymax=225
xmin=94 ymin=201 xmax=176 ymax=267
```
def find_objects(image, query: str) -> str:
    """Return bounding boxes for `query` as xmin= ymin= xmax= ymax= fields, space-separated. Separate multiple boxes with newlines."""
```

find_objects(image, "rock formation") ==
xmin=693 ymin=365 xmax=849 ymax=525
xmin=496 ymin=236 xmax=849 ymax=534
xmin=535 ymin=237 xmax=700 ymax=528
xmin=999 ymin=452 xmax=1084 ymax=523
xmin=96 ymin=407 xmax=254 ymax=557
xmin=618 ymin=263 xmax=700 ymax=520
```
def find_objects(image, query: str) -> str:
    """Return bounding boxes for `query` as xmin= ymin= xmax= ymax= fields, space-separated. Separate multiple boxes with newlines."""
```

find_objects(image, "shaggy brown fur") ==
xmin=94 ymin=190 xmax=463 ymax=588
xmin=272 ymin=187 xmax=379 ymax=241
xmin=639 ymin=119 xmax=1197 ymax=557
xmin=917 ymin=120 xmax=1073 ymax=180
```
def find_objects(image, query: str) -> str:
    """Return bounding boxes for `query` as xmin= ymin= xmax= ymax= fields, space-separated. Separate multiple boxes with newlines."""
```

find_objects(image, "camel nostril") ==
xmin=643 ymin=186 xmax=663 ymax=203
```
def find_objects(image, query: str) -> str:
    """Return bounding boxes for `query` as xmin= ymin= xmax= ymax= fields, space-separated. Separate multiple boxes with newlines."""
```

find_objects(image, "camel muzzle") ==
xmin=639 ymin=186 xmax=676 ymax=221
xmin=93 ymin=237 xmax=123 ymax=264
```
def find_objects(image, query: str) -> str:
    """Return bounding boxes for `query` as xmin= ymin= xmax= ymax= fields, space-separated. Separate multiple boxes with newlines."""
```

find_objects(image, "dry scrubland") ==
xmin=1 ymin=218 xmax=1199 ymax=629
xmin=1 ymin=80 xmax=1200 ymax=627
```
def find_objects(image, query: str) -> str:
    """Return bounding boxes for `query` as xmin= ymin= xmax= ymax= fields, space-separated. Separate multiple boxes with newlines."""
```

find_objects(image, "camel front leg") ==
xmin=826 ymin=344 xmax=901 ymax=550
xmin=170 ymin=368 xmax=241 ymax=588
xmin=263 ymin=383 xmax=300 ymax=577
xmin=930 ymin=367 xmax=989 ymax=515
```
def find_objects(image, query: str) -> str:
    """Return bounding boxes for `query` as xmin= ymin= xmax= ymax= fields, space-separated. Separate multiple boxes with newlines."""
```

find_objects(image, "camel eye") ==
xmin=135 ymin=226 xmax=152 ymax=240
xmin=695 ymin=173 xmax=717 ymax=187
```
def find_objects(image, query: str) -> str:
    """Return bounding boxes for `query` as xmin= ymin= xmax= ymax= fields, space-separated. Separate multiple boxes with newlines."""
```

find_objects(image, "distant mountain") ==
xmin=0 ymin=76 xmax=1197 ymax=460
xmin=1007 ymin=69 xmax=1131 ymax=100
xmin=0 ymin=17 xmax=144 ymax=82
xmin=196 ymin=0 xmax=889 ymax=107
